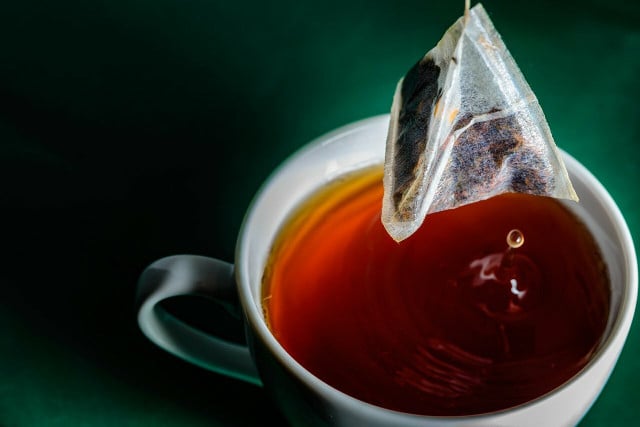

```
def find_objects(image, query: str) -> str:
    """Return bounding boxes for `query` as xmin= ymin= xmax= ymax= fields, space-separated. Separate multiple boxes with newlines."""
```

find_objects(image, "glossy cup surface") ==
xmin=235 ymin=115 xmax=637 ymax=427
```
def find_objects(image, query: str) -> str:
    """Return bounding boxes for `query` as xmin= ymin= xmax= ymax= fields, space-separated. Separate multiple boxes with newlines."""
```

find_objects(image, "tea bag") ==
xmin=382 ymin=2 xmax=578 ymax=242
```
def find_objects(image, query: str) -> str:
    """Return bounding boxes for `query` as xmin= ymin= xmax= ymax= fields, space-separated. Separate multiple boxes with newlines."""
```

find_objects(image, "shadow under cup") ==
xmin=236 ymin=115 xmax=637 ymax=426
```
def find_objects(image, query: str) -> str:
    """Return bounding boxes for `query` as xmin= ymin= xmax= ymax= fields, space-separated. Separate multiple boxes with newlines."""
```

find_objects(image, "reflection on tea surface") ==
xmin=263 ymin=167 xmax=609 ymax=416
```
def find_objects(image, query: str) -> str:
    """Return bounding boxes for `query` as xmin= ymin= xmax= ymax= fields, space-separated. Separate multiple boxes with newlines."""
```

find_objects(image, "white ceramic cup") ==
xmin=136 ymin=114 xmax=637 ymax=427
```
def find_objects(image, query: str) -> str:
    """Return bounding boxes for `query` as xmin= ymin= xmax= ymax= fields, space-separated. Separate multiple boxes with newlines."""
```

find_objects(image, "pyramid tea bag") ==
xmin=382 ymin=2 xmax=578 ymax=242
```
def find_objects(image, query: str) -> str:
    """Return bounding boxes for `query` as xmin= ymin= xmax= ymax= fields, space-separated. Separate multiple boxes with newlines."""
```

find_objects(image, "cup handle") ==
xmin=135 ymin=254 xmax=262 ymax=386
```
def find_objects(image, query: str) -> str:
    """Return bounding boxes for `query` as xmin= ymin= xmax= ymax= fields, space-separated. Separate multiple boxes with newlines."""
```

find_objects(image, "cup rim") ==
xmin=235 ymin=114 xmax=638 ymax=420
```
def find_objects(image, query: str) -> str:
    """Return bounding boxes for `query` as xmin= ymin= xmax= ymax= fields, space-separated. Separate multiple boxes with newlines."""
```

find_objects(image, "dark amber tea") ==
xmin=262 ymin=166 xmax=610 ymax=416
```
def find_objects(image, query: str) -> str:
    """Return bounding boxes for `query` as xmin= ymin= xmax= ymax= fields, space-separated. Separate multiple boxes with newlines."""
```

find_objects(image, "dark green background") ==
xmin=1 ymin=0 xmax=638 ymax=425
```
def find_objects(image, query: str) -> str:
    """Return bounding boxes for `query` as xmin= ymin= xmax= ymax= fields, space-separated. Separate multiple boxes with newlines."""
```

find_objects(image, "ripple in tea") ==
xmin=262 ymin=166 xmax=610 ymax=416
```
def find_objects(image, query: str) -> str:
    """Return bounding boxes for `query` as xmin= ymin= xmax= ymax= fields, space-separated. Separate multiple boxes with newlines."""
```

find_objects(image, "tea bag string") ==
xmin=464 ymin=0 xmax=470 ymax=23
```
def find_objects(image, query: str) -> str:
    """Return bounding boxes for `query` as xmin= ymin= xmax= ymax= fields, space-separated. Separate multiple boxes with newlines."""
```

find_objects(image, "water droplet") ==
xmin=506 ymin=229 xmax=524 ymax=249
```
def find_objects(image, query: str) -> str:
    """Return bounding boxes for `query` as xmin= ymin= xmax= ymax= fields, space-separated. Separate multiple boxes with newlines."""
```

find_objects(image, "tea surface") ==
xmin=262 ymin=167 xmax=610 ymax=416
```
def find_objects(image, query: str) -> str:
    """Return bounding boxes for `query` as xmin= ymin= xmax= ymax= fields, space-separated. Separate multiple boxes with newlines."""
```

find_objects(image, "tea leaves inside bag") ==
xmin=382 ymin=3 xmax=578 ymax=242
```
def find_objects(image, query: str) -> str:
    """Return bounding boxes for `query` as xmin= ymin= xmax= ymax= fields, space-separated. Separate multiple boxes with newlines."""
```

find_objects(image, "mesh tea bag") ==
xmin=382 ymin=2 xmax=578 ymax=242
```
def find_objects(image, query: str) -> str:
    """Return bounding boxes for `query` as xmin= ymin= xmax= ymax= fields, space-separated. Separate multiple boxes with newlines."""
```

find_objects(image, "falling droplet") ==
xmin=506 ymin=229 xmax=524 ymax=249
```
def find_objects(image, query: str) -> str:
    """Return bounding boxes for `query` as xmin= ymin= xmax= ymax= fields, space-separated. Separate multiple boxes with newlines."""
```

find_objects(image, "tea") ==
xmin=262 ymin=166 xmax=610 ymax=416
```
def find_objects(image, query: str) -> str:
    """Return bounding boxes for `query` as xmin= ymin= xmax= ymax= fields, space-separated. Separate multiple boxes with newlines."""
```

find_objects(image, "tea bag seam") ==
xmin=450 ymin=96 xmax=534 ymax=142
xmin=468 ymin=6 xmax=522 ymax=107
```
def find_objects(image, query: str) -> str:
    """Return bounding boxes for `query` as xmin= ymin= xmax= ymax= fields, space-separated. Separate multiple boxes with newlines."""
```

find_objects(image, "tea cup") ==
xmin=136 ymin=114 xmax=637 ymax=426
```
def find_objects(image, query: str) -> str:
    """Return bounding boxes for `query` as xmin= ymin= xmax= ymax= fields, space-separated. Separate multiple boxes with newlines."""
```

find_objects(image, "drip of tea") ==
xmin=262 ymin=166 xmax=610 ymax=416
